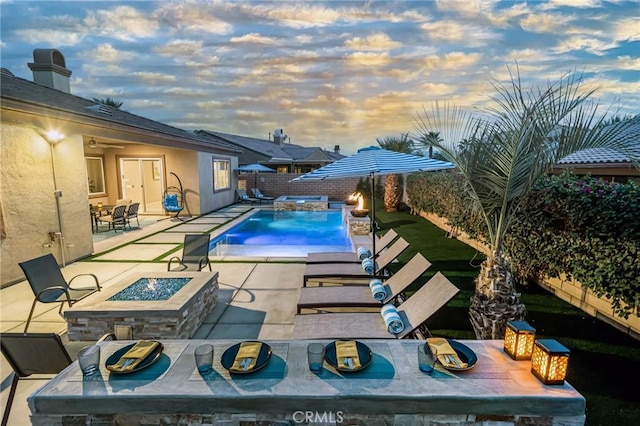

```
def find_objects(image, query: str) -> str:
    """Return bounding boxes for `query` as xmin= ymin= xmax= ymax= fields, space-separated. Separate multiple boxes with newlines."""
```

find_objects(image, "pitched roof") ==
xmin=558 ymin=118 xmax=640 ymax=165
xmin=197 ymin=130 xmax=345 ymax=163
xmin=0 ymin=68 xmax=241 ymax=154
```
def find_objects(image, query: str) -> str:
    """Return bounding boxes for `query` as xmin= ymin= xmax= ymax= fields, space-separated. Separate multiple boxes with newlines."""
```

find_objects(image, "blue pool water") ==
xmin=210 ymin=210 xmax=352 ymax=256
xmin=107 ymin=278 xmax=191 ymax=301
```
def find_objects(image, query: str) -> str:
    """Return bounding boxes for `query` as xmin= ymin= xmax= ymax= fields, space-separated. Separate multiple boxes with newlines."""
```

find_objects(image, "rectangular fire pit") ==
xmin=64 ymin=271 xmax=218 ymax=341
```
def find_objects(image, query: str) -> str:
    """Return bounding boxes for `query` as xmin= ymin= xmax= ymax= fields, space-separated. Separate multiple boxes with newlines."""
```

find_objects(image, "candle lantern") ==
xmin=503 ymin=320 xmax=536 ymax=360
xmin=530 ymin=339 xmax=570 ymax=385
xmin=97 ymin=202 xmax=103 ymax=209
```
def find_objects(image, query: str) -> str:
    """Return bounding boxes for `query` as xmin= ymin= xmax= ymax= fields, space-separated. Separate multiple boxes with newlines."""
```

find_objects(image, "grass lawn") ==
xmin=374 ymin=207 xmax=640 ymax=426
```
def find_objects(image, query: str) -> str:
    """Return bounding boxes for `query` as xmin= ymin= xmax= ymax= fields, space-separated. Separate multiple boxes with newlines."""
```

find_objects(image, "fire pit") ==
xmin=350 ymin=209 xmax=370 ymax=218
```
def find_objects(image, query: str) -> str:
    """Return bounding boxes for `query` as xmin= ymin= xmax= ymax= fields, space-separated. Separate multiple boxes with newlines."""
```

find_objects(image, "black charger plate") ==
xmin=324 ymin=340 xmax=373 ymax=372
xmin=221 ymin=341 xmax=272 ymax=374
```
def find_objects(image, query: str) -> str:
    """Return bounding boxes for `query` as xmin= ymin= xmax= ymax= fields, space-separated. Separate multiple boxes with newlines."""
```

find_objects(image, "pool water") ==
xmin=210 ymin=210 xmax=352 ymax=256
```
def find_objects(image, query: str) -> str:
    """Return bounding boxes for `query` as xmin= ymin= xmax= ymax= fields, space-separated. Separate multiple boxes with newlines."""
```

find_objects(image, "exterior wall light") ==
xmin=503 ymin=320 xmax=536 ymax=360
xmin=530 ymin=339 xmax=570 ymax=385
xmin=45 ymin=130 xmax=64 ymax=144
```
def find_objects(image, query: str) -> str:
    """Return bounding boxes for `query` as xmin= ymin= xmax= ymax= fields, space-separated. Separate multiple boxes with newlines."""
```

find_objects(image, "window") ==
xmin=213 ymin=159 xmax=230 ymax=191
xmin=86 ymin=156 xmax=106 ymax=196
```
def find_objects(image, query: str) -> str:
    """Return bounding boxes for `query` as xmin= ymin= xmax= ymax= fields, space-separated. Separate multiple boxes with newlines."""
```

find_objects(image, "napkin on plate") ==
xmin=427 ymin=338 xmax=468 ymax=369
xmin=369 ymin=278 xmax=386 ymax=301
xmin=230 ymin=341 xmax=263 ymax=372
xmin=107 ymin=340 xmax=159 ymax=372
xmin=335 ymin=340 xmax=362 ymax=370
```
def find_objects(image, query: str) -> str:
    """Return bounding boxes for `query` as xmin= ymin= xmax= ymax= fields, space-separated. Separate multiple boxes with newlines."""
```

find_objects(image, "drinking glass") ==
xmin=418 ymin=343 xmax=435 ymax=374
xmin=307 ymin=343 xmax=326 ymax=372
xmin=195 ymin=344 xmax=214 ymax=374
xmin=77 ymin=345 xmax=101 ymax=376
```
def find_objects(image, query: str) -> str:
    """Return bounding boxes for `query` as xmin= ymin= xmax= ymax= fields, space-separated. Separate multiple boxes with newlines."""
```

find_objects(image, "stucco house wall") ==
xmin=1 ymin=125 xmax=93 ymax=284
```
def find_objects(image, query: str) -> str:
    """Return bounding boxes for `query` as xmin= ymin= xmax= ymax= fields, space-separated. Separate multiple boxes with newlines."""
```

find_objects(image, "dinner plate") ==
xmin=324 ymin=340 xmax=373 ymax=372
xmin=220 ymin=341 xmax=272 ymax=374
xmin=105 ymin=341 xmax=164 ymax=374
xmin=432 ymin=339 xmax=477 ymax=371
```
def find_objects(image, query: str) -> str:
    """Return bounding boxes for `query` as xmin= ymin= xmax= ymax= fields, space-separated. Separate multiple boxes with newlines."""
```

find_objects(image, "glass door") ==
xmin=120 ymin=158 xmax=164 ymax=214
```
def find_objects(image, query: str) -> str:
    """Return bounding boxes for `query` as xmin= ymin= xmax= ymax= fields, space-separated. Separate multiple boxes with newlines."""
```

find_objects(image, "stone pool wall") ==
xmin=274 ymin=196 xmax=328 ymax=211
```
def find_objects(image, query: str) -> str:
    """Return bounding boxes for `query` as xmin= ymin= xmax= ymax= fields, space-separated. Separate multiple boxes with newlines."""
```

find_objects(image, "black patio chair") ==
xmin=0 ymin=332 xmax=116 ymax=426
xmin=97 ymin=204 xmax=127 ymax=232
xmin=18 ymin=254 xmax=101 ymax=333
xmin=167 ymin=233 xmax=212 ymax=272
xmin=125 ymin=202 xmax=140 ymax=229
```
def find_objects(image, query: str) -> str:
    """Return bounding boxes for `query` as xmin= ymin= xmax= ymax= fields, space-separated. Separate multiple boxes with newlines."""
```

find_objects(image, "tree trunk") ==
xmin=384 ymin=174 xmax=401 ymax=212
xmin=469 ymin=251 xmax=526 ymax=339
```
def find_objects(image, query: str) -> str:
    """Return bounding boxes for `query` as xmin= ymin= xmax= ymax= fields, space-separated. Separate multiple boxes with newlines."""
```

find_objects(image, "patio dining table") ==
xmin=89 ymin=204 xmax=114 ymax=233
xmin=28 ymin=339 xmax=585 ymax=425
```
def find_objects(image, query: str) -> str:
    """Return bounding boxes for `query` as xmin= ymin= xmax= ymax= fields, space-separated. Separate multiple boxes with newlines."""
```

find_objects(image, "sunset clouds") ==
xmin=1 ymin=0 xmax=637 ymax=153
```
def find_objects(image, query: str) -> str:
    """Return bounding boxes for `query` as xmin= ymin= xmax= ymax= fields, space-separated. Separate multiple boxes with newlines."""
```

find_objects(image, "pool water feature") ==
xmin=107 ymin=277 xmax=192 ymax=301
xmin=210 ymin=210 xmax=352 ymax=257
xmin=274 ymin=195 xmax=328 ymax=211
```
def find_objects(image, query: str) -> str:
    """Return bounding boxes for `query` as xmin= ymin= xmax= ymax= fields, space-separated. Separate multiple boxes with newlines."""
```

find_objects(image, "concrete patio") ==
xmin=2 ymin=205 xmax=370 ymax=425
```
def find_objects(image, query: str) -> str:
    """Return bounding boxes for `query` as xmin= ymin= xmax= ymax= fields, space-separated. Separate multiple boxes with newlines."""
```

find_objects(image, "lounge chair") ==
xmin=291 ymin=272 xmax=459 ymax=339
xmin=0 ymin=332 xmax=116 ymax=425
xmin=236 ymin=189 xmax=259 ymax=204
xmin=18 ymin=254 xmax=102 ymax=332
xmin=297 ymin=252 xmax=431 ymax=314
xmin=167 ymin=233 xmax=212 ymax=271
xmin=306 ymin=229 xmax=398 ymax=264
xmin=303 ymin=236 xmax=410 ymax=286
xmin=251 ymin=188 xmax=275 ymax=203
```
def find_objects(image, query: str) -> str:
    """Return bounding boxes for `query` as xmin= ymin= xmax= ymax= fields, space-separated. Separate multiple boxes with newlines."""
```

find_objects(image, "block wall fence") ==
xmin=238 ymin=172 xmax=387 ymax=202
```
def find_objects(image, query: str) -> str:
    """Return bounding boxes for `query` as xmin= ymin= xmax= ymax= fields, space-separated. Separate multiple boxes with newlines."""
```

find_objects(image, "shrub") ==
xmin=406 ymin=171 xmax=640 ymax=318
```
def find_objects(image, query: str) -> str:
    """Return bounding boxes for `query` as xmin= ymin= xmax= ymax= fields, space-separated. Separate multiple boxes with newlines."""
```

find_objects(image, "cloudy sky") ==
xmin=1 ymin=0 xmax=638 ymax=154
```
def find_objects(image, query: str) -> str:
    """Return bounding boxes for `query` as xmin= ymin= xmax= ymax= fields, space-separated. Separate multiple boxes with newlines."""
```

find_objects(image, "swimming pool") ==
xmin=210 ymin=210 xmax=352 ymax=257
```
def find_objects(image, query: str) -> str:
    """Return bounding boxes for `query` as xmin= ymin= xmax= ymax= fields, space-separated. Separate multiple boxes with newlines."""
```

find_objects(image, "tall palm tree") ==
xmin=92 ymin=97 xmax=123 ymax=109
xmin=418 ymin=131 xmax=443 ymax=158
xmin=376 ymin=135 xmax=414 ymax=211
xmin=413 ymin=68 xmax=637 ymax=339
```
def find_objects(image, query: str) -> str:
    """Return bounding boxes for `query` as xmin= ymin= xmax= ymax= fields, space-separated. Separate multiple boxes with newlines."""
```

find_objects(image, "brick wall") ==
xmin=240 ymin=173 xmax=385 ymax=201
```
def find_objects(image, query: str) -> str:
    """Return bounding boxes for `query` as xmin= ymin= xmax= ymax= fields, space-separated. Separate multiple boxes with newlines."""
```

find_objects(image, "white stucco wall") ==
xmin=1 ymin=125 xmax=93 ymax=286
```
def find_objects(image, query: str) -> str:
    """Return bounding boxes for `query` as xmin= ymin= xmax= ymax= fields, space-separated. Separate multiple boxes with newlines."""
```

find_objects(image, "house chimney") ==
xmin=28 ymin=49 xmax=72 ymax=93
xmin=334 ymin=145 xmax=340 ymax=154
xmin=273 ymin=128 xmax=287 ymax=146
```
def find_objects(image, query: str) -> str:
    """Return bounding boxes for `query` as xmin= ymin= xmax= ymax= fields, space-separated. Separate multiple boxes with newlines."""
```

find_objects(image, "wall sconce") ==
xmin=530 ymin=339 xmax=570 ymax=385
xmin=44 ymin=130 xmax=64 ymax=144
xmin=503 ymin=320 xmax=536 ymax=360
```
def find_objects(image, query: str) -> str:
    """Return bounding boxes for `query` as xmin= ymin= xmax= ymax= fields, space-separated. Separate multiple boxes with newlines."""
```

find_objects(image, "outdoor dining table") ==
xmin=89 ymin=204 xmax=114 ymax=233
xmin=28 ymin=339 xmax=586 ymax=425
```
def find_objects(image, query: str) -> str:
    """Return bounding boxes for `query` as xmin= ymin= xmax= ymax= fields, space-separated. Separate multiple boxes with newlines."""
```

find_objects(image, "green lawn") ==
xmin=374 ymin=208 xmax=640 ymax=426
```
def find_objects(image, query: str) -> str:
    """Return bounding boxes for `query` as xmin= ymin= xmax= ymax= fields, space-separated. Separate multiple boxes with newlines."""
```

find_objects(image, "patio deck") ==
xmin=1 ymin=205 xmax=338 ymax=425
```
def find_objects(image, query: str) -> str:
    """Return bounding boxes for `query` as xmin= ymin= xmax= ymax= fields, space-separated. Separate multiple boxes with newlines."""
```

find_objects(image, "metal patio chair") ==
xmin=167 ymin=233 xmax=212 ymax=272
xmin=18 ymin=254 xmax=101 ymax=332
xmin=125 ymin=202 xmax=140 ymax=229
xmin=0 ymin=332 xmax=115 ymax=426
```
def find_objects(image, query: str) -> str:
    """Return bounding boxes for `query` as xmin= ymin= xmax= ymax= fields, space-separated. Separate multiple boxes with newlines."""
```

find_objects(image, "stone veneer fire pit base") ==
xmin=64 ymin=271 xmax=218 ymax=341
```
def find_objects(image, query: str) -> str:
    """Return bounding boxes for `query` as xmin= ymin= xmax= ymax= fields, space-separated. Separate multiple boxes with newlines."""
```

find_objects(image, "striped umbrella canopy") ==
xmin=292 ymin=146 xmax=455 ymax=271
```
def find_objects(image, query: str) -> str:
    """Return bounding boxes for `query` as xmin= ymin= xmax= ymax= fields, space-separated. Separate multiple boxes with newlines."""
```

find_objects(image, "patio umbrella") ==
xmin=236 ymin=163 xmax=276 ymax=190
xmin=292 ymin=146 xmax=455 ymax=274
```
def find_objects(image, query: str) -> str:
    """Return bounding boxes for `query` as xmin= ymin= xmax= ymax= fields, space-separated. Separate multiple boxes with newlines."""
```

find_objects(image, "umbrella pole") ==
xmin=371 ymin=172 xmax=377 ymax=278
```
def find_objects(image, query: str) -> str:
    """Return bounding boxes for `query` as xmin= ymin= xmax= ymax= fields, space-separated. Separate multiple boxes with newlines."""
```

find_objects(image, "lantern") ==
xmin=503 ymin=320 xmax=536 ymax=360
xmin=530 ymin=339 xmax=570 ymax=385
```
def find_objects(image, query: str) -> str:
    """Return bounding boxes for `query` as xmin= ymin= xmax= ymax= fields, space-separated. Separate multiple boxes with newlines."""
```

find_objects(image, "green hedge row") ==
xmin=406 ymin=172 xmax=640 ymax=318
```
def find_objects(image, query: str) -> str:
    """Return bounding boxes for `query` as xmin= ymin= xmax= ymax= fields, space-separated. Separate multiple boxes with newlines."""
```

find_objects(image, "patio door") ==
xmin=120 ymin=158 xmax=164 ymax=214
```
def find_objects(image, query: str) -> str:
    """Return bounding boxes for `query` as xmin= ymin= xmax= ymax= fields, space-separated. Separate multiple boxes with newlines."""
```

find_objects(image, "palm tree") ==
xmin=418 ymin=131 xmax=443 ymax=158
xmin=376 ymin=135 xmax=414 ymax=212
xmin=92 ymin=97 xmax=123 ymax=109
xmin=413 ymin=68 xmax=637 ymax=339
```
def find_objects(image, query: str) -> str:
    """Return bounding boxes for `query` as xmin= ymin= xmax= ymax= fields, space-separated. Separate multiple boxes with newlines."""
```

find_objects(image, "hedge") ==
xmin=406 ymin=172 xmax=640 ymax=318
